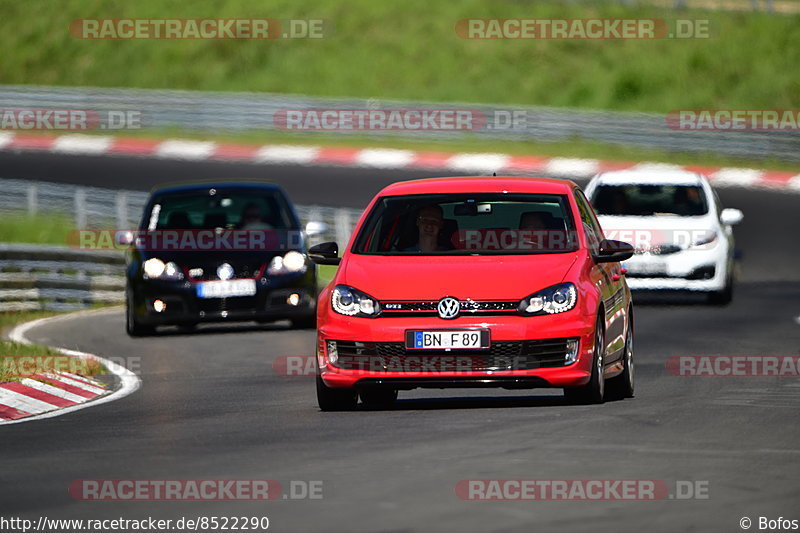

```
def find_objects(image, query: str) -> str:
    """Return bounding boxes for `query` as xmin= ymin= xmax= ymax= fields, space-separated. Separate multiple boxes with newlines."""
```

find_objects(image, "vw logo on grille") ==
xmin=437 ymin=297 xmax=460 ymax=319
xmin=217 ymin=263 xmax=234 ymax=280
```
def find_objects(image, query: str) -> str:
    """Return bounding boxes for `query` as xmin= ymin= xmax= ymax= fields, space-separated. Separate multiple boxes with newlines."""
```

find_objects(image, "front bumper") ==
xmin=317 ymin=313 xmax=596 ymax=389
xmin=623 ymin=245 xmax=730 ymax=292
xmin=129 ymin=272 xmax=316 ymax=325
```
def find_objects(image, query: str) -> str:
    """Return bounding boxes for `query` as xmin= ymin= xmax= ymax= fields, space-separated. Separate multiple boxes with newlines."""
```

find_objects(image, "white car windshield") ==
xmin=592 ymin=184 xmax=708 ymax=217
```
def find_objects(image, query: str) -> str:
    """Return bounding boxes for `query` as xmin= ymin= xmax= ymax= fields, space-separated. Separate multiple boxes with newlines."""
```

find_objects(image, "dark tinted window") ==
xmin=591 ymin=184 xmax=708 ymax=216
xmin=145 ymin=189 xmax=297 ymax=231
xmin=353 ymin=193 xmax=578 ymax=255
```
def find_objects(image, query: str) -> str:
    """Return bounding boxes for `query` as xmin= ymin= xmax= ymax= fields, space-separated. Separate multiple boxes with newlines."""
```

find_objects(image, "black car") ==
xmin=125 ymin=182 xmax=319 ymax=335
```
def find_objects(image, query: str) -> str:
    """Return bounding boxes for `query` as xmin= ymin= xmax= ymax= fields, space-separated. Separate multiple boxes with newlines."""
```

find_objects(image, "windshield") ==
xmin=144 ymin=189 xmax=298 ymax=231
xmin=591 ymin=184 xmax=708 ymax=216
xmin=353 ymin=193 xmax=578 ymax=255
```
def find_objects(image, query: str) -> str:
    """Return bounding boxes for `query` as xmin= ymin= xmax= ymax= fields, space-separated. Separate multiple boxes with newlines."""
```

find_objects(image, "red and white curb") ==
xmin=1 ymin=132 xmax=799 ymax=193
xmin=1 ymin=308 xmax=140 ymax=425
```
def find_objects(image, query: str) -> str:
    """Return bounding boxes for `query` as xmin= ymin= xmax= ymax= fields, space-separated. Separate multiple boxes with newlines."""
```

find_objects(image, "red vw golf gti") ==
xmin=310 ymin=177 xmax=635 ymax=410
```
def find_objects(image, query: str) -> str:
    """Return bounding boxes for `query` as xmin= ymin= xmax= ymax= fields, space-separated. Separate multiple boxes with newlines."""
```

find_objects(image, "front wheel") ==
xmin=564 ymin=316 xmax=605 ymax=404
xmin=126 ymin=289 xmax=155 ymax=337
xmin=606 ymin=320 xmax=634 ymax=399
xmin=316 ymin=375 xmax=357 ymax=411
xmin=707 ymin=272 xmax=733 ymax=305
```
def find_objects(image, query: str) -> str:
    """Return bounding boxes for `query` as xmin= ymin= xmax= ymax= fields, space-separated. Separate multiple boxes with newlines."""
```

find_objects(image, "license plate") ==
xmin=196 ymin=279 xmax=256 ymax=298
xmin=405 ymin=329 xmax=490 ymax=350
xmin=625 ymin=260 xmax=666 ymax=276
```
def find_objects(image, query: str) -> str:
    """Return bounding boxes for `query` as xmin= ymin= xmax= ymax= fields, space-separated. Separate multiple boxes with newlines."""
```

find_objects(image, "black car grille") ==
xmin=188 ymin=263 xmax=265 ymax=281
xmin=331 ymin=338 xmax=576 ymax=372
xmin=380 ymin=300 xmax=518 ymax=317
xmin=197 ymin=296 xmax=259 ymax=313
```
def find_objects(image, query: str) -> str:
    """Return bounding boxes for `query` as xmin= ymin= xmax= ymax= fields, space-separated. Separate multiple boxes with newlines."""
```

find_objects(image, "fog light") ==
xmin=565 ymin=339 xmax=579 ymax=364
xmin=153 ymin=299 xmax=166 ymax=313
xmin=327 ymin=340 xmax=338 ymax=364
xmin=287 ymin=293 xmax=301 ymax=306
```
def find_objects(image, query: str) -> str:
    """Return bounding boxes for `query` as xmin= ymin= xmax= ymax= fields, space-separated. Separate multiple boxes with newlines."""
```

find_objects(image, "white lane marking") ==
xmin=155 ymin=140 xmax=216 ymax=160
xmin=794 ymin=315 xmax=800 ymax=326
xmin=0 ymin=388 xmax=58 ymax=414
xmin=355 ymin=148 xmax=415 ymax=168
xmin=544 ymin=157 xmax=600 ymax=177
xmin=19 ymin=378 xmax=89 ymax=404
xmin=254 ymin=145 xmax=320 ymax=164
xmin=0 ymin=131 xmax=15 ymax=148
xmin=52 ymin=134 xmax=113 ymax=154
xmin=4 ymin=307 xmax=141 ymax=425
xmin=446 ymin=153 xmax=511 ymax=173
xmin=709 ymin=168 xmax=764 ymax=187
xmin=43 ymin=372 xmax=106 ymax=395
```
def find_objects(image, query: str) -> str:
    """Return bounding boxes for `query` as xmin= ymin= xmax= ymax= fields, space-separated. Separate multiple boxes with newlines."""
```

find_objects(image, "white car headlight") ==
xmin=691 ymin=230 xmax=718 ymax=248
xmin=331 ymin=285 xmax=380 ymax=318
xmin=268 ymin=251 xmax=307 ymax=274
xmin=518 ymin=283 xmax=577 ymax=316
xmin=143 ymin=258 xmax=184 ymax=280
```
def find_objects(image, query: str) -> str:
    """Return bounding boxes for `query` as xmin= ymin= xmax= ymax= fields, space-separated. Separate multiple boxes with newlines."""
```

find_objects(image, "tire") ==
xmin=564 ymin=316 xmax=605 ymax=404
xmin=316 ymin=375 xmax=357 ymax=411
xmin=606 ymin=317 xmax=635 ymax=400
xmin=707 ymin=272 xmax=733 ymax=305
xmin=126 ymin=289 xmax=155 ymax=337
xmin=359 ymin=388 xmax=398 ymax=407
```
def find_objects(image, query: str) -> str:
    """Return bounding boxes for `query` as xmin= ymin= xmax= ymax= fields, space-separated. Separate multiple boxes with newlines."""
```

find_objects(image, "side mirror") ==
xmin=595 ymin=239 xmax=634 ymax=263
xmin=305 ymin=220 xmax=329 ymax=237
xmin=720 ymin=208 xmax=743 ymax=226
xmin=309 ymin=241 xmax=341 ymax=265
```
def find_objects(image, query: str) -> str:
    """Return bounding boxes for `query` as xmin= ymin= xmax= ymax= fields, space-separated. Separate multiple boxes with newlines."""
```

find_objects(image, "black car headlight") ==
xmin=331 ymin=285 xmax=381 ymax=318
xmin=518 ymin=283 xmax=577 ymax=316
xmin=142 ymin=258 xmax=184 ymax=280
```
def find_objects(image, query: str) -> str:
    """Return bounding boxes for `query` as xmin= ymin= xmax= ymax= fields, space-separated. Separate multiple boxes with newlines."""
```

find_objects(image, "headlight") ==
xmin=331 ymin=285 xmax=381 ymax=318
xmin=268 ymin=251 xmax=307 ymax=274
xmin=691 ymin=230 xmax=718 ymax=248
xmin=142 ymin=258 xmax=184 ymax=280
xmin=518 ymin=283 xmax=577 ymax=316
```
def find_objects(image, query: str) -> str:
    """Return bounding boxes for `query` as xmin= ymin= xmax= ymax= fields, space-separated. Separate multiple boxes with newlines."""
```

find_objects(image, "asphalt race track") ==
xmin=2 ymin=151 xmax=799 ymax=532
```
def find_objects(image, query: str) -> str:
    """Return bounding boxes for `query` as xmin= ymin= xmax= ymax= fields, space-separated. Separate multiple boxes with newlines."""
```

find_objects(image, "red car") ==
xmin=309 ymin=177 xmax=635 ymax=410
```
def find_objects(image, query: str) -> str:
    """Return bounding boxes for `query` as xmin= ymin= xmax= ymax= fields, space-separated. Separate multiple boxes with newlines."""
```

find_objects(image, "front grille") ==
xmin=381 ymin=300 xmax=518 ymax=317
xmin=197 ymin=296 xmax=258 ymax=313
xmin=188 ymin=263 xmax=265 ymax=281
xmin=331 ymin=338 xmax=576 ymax=372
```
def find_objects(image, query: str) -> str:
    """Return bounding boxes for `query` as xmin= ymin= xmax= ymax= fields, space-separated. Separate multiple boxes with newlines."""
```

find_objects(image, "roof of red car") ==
xmin=378 ymin=176 xmax=578 ymax=196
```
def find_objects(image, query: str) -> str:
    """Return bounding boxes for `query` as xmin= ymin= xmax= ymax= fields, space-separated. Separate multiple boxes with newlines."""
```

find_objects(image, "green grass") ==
xmin=0 ymin=311 xmax=105 ymax=382
xmin=1 ymin=0 xmax=798 ymax=113
xmin=0 ymin=214 xmax=74 ymax=245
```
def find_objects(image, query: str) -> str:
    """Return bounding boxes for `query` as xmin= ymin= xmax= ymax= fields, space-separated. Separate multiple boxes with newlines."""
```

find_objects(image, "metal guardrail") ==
xmin=0 ymin=178 xmax=362 ymax=311
xmin=0 ymin=243 xmax=125 ymax=311
xmin=0 ymin=85 xmax=798 ymax=161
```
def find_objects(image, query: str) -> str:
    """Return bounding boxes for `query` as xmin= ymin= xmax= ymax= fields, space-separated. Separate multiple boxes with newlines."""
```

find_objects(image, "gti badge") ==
xmin=437 ymin=297 xmax=460 ymax=319
xmin=217 ymin=263 xmax=234 ymax=281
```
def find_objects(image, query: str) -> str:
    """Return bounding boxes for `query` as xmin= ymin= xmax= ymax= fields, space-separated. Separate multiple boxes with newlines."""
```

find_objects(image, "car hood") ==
xmin=340 ymin=253 xmax=578 ymax=301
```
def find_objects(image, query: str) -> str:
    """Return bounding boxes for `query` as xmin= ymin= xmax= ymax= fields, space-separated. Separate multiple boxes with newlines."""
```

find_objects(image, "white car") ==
xmin=584 ymin=170 xmax=742 ymax=304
